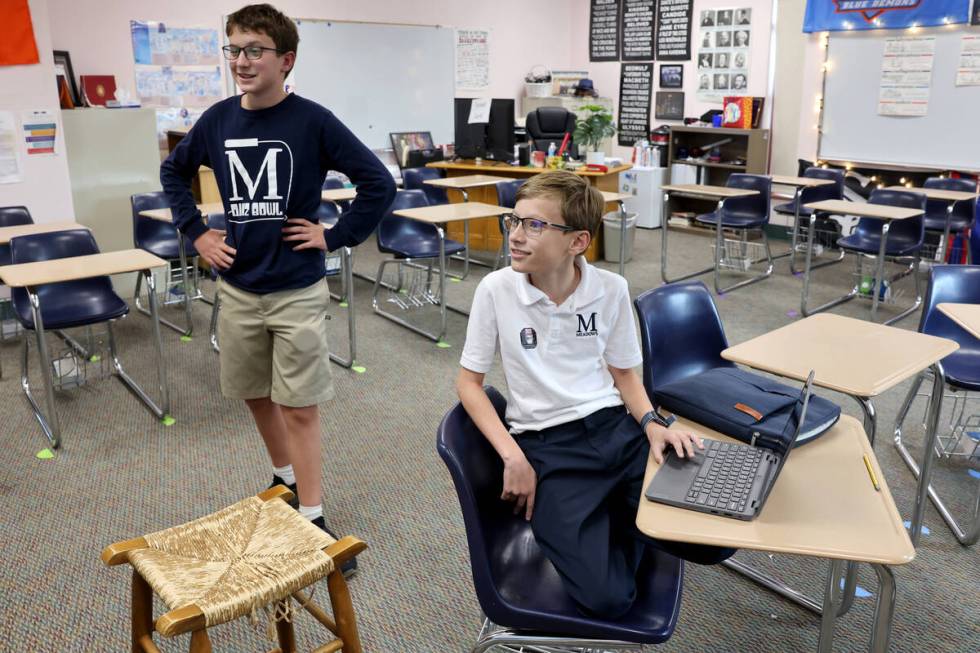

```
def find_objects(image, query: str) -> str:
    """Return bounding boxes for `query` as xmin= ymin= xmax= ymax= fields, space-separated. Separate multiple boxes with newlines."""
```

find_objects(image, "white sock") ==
xmin=273 ymin=463 xmax=296 ymax=485
xmin=298 ymin=504 xmax=323 ymax=521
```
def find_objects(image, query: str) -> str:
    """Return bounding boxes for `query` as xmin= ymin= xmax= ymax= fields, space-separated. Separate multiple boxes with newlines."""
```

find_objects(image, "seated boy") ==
xmin=456 ymin=171 xmax=735 ymax=618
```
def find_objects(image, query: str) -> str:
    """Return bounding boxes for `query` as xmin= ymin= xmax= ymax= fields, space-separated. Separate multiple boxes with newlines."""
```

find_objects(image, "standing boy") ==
xmin=456 ymin=172 xmax=734 ymax=618
xmin=161 ymin=4 xmax=395 ymax=571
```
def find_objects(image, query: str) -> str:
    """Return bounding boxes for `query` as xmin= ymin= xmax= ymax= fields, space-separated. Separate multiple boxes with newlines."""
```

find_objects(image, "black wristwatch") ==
xmin=640 ymin=409 xmax=674 ymax=433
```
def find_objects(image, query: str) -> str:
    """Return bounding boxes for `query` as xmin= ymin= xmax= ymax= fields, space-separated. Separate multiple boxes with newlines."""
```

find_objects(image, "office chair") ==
xmin=922 ymin=177 xmax=977 ymax=262
xmin=436 ymin=386 xmax=683 ymax=652
xmin=690 ymin=173 xmax=774 ymax=294
xmin=403 ymin=167 xmax=449 ymax=206
xmin=525 ymin=107 xmax=576 ymax=154
xmin=892 ymin=265 xmax=980 ymax=546
xmin=130 ymin=191 xmax=203 ymax=338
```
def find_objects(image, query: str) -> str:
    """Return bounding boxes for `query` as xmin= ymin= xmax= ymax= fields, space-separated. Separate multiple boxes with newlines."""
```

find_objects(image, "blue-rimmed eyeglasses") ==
xmin=222 ymin=45 xmax=284 ymax=60
xmin=503 ymin=213 xmax=578 ymax=238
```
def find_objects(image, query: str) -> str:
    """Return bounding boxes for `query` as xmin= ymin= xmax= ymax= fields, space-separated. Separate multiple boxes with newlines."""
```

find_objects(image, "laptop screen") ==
xmin=389 ymin=131 xmax=435 ymax=168
xmin=757 ymin=371 xmax=814 ymax=505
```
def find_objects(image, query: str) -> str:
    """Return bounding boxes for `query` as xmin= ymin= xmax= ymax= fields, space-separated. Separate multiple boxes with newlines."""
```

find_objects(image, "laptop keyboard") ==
xmin=684 ymin=440 xmax=764 ymax=513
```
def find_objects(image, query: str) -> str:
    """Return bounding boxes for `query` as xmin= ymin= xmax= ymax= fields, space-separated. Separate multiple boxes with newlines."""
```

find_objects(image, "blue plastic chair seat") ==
xmin=694 ymin=210 xmax=768 ymax=228
xmin=773 ymin=200 xmax=814 ymax=216
xmin=837 ymin=231 xmax=921 ymax=256
xmin=923 ymin=215 xmax=973 ymax=233
xmin=13 ymin=279 xmax=129 ymax=330
xmin=378 ymin=234 xmax=466 ymax=259
xmin=139 ymin=232 xmax=199 ymax=260
xmin=944 ymin=347 xmax=980 ymax=392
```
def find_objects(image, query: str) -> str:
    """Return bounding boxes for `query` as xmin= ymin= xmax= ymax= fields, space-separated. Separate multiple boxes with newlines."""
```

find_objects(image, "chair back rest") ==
xmin=526 ymin=107 xmax=576 ymax=153
xmin=377 ymin=189 xmax=435 ymax=249
xmin=0 ymin=205 xmax=33 ymax=228
xmin=923 ymin=176 xmax=977 ymax=223
xmin=973 ymin=224 xmax=980 ymax=264
xmin=723 ymin=173 xmax=771 ymax=221
xmin=633 ymin=281 xmax=735 ymax=396
xmin=130 ymin=191 xmax=179 ymax=249
xmin=322 ymin=176 xmax=345 ymax=191
xmin=854 ymin=189 xmax=925 ymax=245
xmin=402 ymin=167 xmax=449 ymax=205
xmin=315 ymin=201 xmax=340 ymax=227
xmin=800 ymin=167 xmax=845 ymax=204
xmin=495 ymin=179 xmax=525 ymax=209
xmin=436 ymin=386 xmax=519 ymax=617
xmin=919 ymin=265 xmax=980 ymax=345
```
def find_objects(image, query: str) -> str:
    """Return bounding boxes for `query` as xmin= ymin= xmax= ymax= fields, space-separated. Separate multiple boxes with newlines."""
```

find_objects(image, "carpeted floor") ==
xmin=0 ymin=226 xmax=977 ymax=652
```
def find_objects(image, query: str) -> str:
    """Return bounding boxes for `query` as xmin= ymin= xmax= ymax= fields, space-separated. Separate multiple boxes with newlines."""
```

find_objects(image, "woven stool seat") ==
xmin=131 ymin=496 xmax=335 ymax=629
xmin=102 ymin=487 xmax=367 ymax=653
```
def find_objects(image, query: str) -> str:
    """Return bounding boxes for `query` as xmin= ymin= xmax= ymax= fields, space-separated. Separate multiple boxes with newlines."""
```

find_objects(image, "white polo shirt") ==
xmin=460 ymin=256 xmax=643 ymax=433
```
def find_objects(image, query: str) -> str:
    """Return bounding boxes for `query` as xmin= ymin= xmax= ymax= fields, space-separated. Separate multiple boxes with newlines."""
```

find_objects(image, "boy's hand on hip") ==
xmin=282 ymin=218 xmax=326 ymax=251
xmin=193 ymin=229 xmax=236 ymax=270
xmin=646 ymin=423 xmax=703 ymax=464
xmin=501 ymin=452 xmax=537 ymax=521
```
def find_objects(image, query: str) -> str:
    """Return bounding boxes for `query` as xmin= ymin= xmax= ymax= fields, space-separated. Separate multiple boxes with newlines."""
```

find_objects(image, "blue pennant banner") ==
xmin=803 ymin=1 xmax=971 ymax=32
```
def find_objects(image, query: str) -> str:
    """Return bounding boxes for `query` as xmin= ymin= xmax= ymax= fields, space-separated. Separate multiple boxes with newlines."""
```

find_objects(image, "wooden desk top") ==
xmin=0 ymin=249 xmax=167 ymax=287
xmin=0 ymin=221 xmax=87 ymax=245
xmin=805 ymin=199 xmax=922 ymax=220
xmin=938 ymin=303 xmax=980 ymax=340
xmin=321 ymin=188 xmax=357 ymax=202
xmin=424 ymin=174 xmax=512 ymax=189
xmin=600 ymin=191 xmax=633 ymax=203
xmin=139 ymin=203 xmax=224 ymax=223
xmin=636 ymin=415 xmax=914 ymax=565
xmin=883 ymin=186 xmax=977 ymax=202
xmin=662 ymin=184 xmax=759 ymax=199
xmin=722 ymin=313 xmax=958 ymax=397
xmin=771 ymin=175 xmax=835 ymax=188
xmin=393 ymin=201 xmax=511 ymax=224
xmin=428 ymin=160 xmax=633 ymax=177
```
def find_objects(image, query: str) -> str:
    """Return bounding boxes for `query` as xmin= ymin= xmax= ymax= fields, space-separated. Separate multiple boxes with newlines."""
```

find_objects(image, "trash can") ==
xmin=602 ymin=211 xmax=638 ymax=263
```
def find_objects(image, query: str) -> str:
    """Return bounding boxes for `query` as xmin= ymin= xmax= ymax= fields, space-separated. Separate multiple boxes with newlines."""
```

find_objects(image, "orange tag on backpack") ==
xmin=734 ymin=403 xmax=763 ymax=421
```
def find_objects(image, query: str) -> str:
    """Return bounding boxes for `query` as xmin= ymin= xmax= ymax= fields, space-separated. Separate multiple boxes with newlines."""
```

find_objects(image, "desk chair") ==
xmin=488 ymin=179 xmax=526 ymax=269
xmin=0 ymin=205 xmax=33 ymax=266
xmin=634 ymin=280 xmax=861 ymax=616
xmin=10 ymin=229 xmax=168 ymax=448
xmin=131 ymin=192 xmax=203 ymax=338
xmin=775 ymin=168 xmax=846 ymax=273
xmin=922 ymin=177 xmax=977 ymax=262
xmin=693 ymin=173 xmax=774 ymax=294
xmin=403 ymin=167 xmax=449 ymax=206
xmin=893 ymin=265 xmax=980 ymax=545
xmin=437 ymin=387 xmax=683 ymax=653
xmin=835 ymin=189 xmax=926 ymax=324
xmin=371 ymin=190 xmax=466 ymax=339
xmin=323 ymin=175 xmax=351 ymax=212
xmin=525 ymin=107 xmax=576 ymax=153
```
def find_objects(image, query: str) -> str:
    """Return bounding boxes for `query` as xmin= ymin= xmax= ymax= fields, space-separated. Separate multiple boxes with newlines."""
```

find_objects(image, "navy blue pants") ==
xmin=517 ymin=405 xmax=736 ymax=619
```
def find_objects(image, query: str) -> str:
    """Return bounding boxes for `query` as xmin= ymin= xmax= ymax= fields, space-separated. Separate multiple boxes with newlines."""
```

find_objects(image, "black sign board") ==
xmin=590 ymin=0 xmax=621 ymax=62
xmin=622 ymin=0 xmax=656 ymax=61
xmin=655 ymin=0 xmax=693 ymax=61
xmin=618 ymin=62 xmax=652 ymax=146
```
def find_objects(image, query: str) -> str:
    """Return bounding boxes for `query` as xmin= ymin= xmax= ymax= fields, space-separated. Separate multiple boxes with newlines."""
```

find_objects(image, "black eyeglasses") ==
xmin=222 ymin=45 xmax=284 ymax=60
xmin=503 ymin=213 xmax=578 ymax=238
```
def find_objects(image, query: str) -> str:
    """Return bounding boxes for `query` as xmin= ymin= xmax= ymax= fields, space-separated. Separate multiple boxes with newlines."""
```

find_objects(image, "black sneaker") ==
xmin=268 ymin=476 xmax=299 ymax=508
xmin=311 ymin=516 xmax=358 ymax=578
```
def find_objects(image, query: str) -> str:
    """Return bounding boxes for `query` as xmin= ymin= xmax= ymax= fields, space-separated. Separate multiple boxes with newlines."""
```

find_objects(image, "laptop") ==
xmin=644 ymin=371 xmax=815 ymax=521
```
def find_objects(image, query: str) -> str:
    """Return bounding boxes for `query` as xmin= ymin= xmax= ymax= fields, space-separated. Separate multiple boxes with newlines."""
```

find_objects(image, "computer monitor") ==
xmin=453 ymin=98 xmax=515 ymax=161
xmin=389 ymin=131 xmax=436 ymax=169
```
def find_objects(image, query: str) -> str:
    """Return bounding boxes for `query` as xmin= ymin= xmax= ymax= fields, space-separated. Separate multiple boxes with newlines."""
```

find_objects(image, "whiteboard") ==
xmin=821 ymin=27 xmax=980 ymax=171
xmin=291 ymin=19 xmax=455 ymax=150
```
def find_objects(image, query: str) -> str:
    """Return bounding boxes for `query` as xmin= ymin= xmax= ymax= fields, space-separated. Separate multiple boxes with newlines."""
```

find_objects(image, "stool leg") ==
xmin=328 ymin=570 xmax=362 ymax=653
xmin=275 ymin=601 xmax=298 ymax=653
xmin=188 ymin=629 xmax=212 ymax=653
xmin=132 ymin=569 xmax=154 ymax=653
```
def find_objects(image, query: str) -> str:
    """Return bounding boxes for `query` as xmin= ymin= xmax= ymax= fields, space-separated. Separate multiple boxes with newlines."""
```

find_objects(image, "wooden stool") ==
xmin=101 ymin=487 xmax=366 ymax=653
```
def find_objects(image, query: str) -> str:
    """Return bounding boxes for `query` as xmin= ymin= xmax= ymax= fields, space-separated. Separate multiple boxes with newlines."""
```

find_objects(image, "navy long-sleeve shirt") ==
xmin=161 ymin=93 xmax=395 ymax=293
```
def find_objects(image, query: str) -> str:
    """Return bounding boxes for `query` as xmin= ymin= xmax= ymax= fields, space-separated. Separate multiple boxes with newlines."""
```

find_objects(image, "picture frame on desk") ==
xmin=53 ymin=50 xmax=80 ymax=107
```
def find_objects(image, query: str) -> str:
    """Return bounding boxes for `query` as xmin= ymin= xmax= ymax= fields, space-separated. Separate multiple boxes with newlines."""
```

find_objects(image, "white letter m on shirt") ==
xmin=225 ymin=147 xmax=283 ymax=201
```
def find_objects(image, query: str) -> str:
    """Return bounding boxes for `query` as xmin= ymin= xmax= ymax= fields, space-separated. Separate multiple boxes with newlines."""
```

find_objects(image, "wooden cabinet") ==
xmin=668 ymin=126 xmax=769 ymax=185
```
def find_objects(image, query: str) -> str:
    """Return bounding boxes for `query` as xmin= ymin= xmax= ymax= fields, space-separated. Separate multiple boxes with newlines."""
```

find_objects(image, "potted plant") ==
xmin=573 ymin=104 xmax=616 ymax=165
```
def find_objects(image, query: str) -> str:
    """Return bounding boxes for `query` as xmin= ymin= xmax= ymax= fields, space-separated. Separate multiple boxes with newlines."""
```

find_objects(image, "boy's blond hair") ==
xmin=515 ymin=171 xmax=605 ymax=235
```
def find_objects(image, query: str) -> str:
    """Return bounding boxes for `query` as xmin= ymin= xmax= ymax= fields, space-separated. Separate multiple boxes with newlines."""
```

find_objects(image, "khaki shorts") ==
xmin=217 ymin=277 xmax=334 ymax=407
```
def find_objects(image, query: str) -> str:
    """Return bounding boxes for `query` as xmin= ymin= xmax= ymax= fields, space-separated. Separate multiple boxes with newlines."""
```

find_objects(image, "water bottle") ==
xmin=547 ymin=142 xmax=557 ymax=157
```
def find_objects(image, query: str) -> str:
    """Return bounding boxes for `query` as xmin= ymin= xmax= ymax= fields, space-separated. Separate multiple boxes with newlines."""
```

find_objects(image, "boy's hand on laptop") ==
xmin=502 ymin=452 xmax=537 ymax=521
xmin=193 ymin=229 xmax=236 ymax=270
xmin=282 ymin=218 xmax=327 ymax=251
xmin=646 ymin=424 xmax=704 ymax=464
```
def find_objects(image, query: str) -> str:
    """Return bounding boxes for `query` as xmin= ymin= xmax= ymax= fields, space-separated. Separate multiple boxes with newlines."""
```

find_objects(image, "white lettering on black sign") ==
xmin=656 ymin=0 xmax=693 ymax=61
xmin=618 ymin=62 xmax=653 ymax=146
xmin=622 ymin=0 xmax=656 ymax=61
xmin=590 ymin=0 xmax=622 ymax=62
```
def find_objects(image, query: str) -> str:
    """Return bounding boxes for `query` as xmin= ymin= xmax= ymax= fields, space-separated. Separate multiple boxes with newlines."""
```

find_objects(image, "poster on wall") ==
xmin=803 ymin=0 xmax=970 ymax=32
xmin=456 ymin=29 xmax=490 ymax=90
xmin=590 ymin=0 xmax=622 ymax=61
xmin=655 ymin=0 xmax=693 ymax=61
xmin=130 ymin=21 xmax=220 ymax=66
xmin=957 ymin=34 xmax=980 ymax=85
xmin=618 ymin=62 xmax=653 ymax=146
xmin=135 ymin=66 xmax=223 ymax=108
xmin=0 ymin=111 xmax=23 ymax=184
xmin=696 ymin=7 xmax=751 ymax=99
xmin=622 ymin=0 xmax=655 ymax=61
xmin=878 ymin=36 xmax=935 ymax=116
xmin=22 ymin=111 xmax=56 ymax=155
xmin=655 ymin=91 xmax=685 ymax=120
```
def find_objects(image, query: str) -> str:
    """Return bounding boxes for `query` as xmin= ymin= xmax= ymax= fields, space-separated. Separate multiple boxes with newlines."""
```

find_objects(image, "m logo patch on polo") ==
xmin=576 ymin=312 xmax=598 ymax=337
xmin=520 ymin=327 xmax=537 ymax=349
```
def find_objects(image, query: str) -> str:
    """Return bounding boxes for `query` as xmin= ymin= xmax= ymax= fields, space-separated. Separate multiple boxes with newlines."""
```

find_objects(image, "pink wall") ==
xmin=0 ymin=0 xmax=75 ymax=222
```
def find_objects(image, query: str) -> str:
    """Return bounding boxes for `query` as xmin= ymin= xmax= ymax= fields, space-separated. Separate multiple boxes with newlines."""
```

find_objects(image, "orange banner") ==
xmin=0 ymin=0 xmax=40 ymax=66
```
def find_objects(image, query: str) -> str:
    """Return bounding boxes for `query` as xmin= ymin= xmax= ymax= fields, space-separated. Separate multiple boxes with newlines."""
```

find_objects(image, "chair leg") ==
xmin=327 ymin=569 xmax=363 ymax=653
xmin=274 ymin=601 xmax=297 ymax=653
xmin=188 ymin=630 xmax=212 ymax=653
xmin=132 ymin=569 xmax=154 ymax=653
xmin=23 ymin=291 xmax=62 ymax=448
